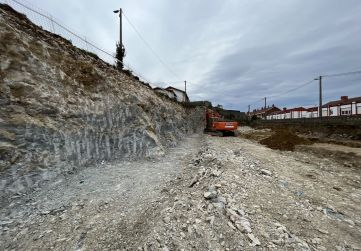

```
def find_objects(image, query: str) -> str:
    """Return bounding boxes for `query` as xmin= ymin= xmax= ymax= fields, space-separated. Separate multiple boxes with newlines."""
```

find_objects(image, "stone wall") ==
xmin=0 ymin=5 xmax=205 ymax=203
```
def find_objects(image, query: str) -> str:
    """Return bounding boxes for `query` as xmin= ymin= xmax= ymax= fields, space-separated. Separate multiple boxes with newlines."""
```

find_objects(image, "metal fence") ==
xmin=0 ymin=0 xmax=150 ymax=83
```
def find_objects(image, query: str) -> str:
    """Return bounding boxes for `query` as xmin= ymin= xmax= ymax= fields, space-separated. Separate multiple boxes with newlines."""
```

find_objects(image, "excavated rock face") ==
xmin=0 ymin=5 xmax=204 ymax=202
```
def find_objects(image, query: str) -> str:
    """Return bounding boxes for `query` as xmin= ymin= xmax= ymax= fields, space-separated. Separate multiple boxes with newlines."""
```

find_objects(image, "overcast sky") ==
xmin=8 ymin=0 xmax=361 ymax=111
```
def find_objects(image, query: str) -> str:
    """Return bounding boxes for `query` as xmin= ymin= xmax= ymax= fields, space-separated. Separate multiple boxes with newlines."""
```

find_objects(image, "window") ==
xmin=341 ymin=109 xmax=351 ymax=115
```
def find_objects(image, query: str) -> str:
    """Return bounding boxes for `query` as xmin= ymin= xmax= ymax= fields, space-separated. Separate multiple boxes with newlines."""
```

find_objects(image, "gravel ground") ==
xmin=1 ymin=130 xmax=361 ymax=250
xmin=0 ymin=134 xmax=204 ymax=250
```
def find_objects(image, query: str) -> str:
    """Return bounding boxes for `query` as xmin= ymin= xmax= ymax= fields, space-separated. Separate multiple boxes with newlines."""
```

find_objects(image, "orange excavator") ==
xmin=204 ymin=108 xmax=238 ymax=136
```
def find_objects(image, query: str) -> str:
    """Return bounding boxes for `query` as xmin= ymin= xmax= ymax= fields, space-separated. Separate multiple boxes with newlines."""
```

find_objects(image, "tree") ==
xmin=115 ymin=42 xmax=125 ymax=70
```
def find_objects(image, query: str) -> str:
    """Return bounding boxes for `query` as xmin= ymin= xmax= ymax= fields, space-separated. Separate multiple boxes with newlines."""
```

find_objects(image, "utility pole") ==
xmin=184 ymin=80 xmax=187 ymax=102
xmin=248 ymin=105 xmax=250 ymax=115
xmin=264 ymin=97 xmax=267 ymax=109
xmin=316 ymin=76 xmax=322 ymax=118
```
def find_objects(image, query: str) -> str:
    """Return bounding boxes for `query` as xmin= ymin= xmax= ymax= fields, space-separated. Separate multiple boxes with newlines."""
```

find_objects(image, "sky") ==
xmin=6 ymin=0 xmax=361 ymax=111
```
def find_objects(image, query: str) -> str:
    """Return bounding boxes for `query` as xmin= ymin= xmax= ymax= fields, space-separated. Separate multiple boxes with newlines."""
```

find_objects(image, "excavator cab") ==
xmin=204 ymin=109 xmax=238 ymax=136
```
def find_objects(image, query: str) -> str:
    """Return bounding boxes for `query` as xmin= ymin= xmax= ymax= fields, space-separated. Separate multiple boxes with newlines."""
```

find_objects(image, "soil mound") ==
xmin=260 ymin=129 xmax=312 ymax=151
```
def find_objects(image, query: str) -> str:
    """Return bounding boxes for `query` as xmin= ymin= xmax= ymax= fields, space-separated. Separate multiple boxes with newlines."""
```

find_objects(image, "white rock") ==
xmin=227 ymin=221 xmax=236 ymax=230
xmin=311 ymin=237 xmax=322 ymax=245
xmin=226 ymin=208 xmax=238 ymax=217
xmin=344 ymin=219 xmax=355 ymax=226
xmin=318 ymin=229 xmax=329 ymax=234
xmin=237 ymin=208 xmax=246 ymax=216
xmin=211 ymin=169 xmax=222 ymax=177
xmin=236 ymin=217 xmax=252 ymax=233
xmin=260 ymin=169 xmax=272 ymax=176
xmin=206 ymin=216 xmax=215 ymax=226
xmin=247 ymin=233 xmax=261 ymax=246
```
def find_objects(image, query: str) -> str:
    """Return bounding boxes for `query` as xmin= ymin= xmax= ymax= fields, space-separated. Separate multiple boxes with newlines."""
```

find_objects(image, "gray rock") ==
xmin=204 ymin=191 xmax=217 ymax=200
xmin=163 ymin=216 xmax=171 ymax=224
xmin=213 ymin=202 xmax=225 ymax=209
xmin=218 ymin=196 xmax=227 ymax=205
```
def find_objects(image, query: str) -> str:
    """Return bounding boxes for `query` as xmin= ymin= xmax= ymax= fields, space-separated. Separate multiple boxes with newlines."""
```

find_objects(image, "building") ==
xmin=153 ymin=87 xmax=176 ymax=100
xmin=165 ymin=86 xmax=189 ymax=102
xmin=307 ymin=107 xmax=318 ymax=118
xmin=267 ymin=107 xmax=308 ymax=120
xmin=153 ymin=86 xmax=190 ymax=102
xmin=266 ymin=95 xmax=361 ymax=120
xmin=249 ymin=105 xmax=281 ymax=119
xmin=321 ymin=96 xmax=361 ymax=116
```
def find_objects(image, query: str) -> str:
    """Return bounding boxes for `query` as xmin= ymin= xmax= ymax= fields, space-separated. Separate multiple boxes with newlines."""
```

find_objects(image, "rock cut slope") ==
xmin=0 ymin=4 xmax=204 ymax=203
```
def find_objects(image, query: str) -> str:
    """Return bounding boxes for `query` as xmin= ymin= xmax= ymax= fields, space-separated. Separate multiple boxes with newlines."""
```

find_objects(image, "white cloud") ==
xmin=13 ymin=0 xmax=361 ymax=111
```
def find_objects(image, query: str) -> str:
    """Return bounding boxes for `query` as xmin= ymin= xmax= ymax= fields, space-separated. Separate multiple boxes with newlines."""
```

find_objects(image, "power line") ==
xmin=247 ymin=78 xmax=316 ymax=112
xmin=8 ymin=0 xmax=153 ymax=84
xmin=122 ymin=11 xmax=182 ymax=81
xmin=168 ymin=81 xmax=185 ymax=83
xmin=268 ymin=79 xmax=315 ymax=99
xmin=8 ymin=0 xmax=187 ymax=87
xmin=251 ymin=69 xmax=361 ymax=105
xmin=323 ymin=70 xmax=361 ymax=78
xmin=247 ymin=98 xmax=265 ymax=110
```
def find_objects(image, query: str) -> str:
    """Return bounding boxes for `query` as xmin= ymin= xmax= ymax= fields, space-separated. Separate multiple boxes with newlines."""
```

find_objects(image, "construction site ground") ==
xmin=1 ymin=128 xmax=361 ymax=250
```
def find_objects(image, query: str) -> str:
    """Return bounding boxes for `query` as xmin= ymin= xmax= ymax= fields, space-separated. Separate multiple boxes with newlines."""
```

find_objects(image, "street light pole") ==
xmin=113 ymin=8 xmax=124 ymax=69
xmin=113 ymin=8 xmax=122 ymax=49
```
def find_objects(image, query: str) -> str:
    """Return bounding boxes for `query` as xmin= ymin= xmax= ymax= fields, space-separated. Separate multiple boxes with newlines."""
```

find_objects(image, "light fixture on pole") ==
xmin=113 ymin=8 xmax=125 ymax=69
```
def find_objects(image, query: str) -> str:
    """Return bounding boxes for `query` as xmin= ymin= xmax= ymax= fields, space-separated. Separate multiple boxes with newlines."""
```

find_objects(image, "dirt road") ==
xmin=1 ymin=131 xmax=361 ymax=250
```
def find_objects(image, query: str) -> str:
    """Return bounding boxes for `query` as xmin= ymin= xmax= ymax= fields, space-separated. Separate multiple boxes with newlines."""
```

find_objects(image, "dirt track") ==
xmin=1 ymin=130 xmax=361 ymax=250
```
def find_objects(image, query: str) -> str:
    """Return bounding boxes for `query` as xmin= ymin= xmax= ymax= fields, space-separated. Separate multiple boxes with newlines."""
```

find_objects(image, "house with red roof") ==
xmin=248 ymin=105 xmax=281 ymax=119
xmin=265 ymin=95 xmax=361 ymax=120
xmin=267 ymin=107 xmax=308 ymax=120
xmin=321 ymin=96 xmax=361 ymax=117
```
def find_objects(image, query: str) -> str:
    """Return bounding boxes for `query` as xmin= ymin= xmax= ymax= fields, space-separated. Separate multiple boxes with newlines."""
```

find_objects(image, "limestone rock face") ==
xmin=0 ymin=5 xmax=204 ymax=202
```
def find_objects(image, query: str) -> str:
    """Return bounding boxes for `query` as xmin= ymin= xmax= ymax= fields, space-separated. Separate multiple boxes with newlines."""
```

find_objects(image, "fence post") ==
xmin=84 ymin=36 xmax=89 ymax=51
xmin=49 ymin=15 xmax=55 ymax=33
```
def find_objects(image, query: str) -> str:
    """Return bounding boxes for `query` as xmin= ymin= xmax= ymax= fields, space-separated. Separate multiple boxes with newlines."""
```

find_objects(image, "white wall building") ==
xmin=267 ymin=107 xmax=308 ymax=120
xmin=320 ymin=96 xmax=361 ymax=117
xmin=266 ymin=96 xmax=361 ymax=120
xmin=153 ymin=86 xmax=189 ymax=103
xmin=165 ymin=87 xmax=189 ymax=103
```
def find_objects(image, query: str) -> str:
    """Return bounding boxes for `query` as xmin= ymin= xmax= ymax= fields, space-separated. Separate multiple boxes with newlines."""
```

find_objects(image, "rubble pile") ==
xmin=134 ymin=144 xmax=307 ymax=250
xmin=130 ymin=136 xmax=360 ymax=250
xmin=260 ymin=129 xmax=312 ymax=151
